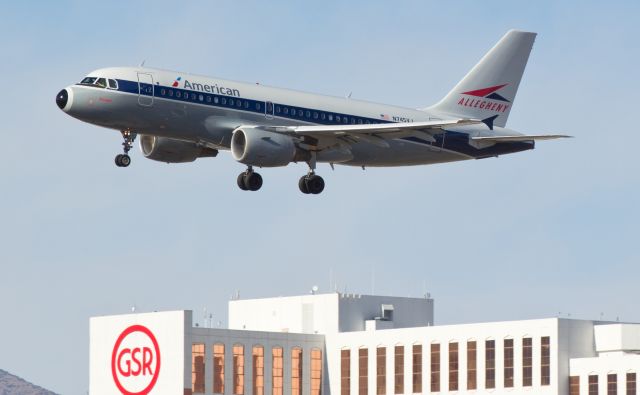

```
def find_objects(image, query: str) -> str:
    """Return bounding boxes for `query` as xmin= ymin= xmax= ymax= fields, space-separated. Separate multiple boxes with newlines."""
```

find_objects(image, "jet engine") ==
xmin=139 ymin=135 xmax=218 ymax=163
xmin=231 ymin=127 xmax=306 ymax=167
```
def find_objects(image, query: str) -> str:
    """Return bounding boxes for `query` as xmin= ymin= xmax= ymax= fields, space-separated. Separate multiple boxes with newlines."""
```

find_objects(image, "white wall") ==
xmin=229 ymin=293 xmax=340 ymax=334
xmin=325 ymin=318 xmax=566 ymax=395
xmin=228 ymin=293 xmax=434 ymax=335
xmin=90 ymin=310 xmax=189 ymax=395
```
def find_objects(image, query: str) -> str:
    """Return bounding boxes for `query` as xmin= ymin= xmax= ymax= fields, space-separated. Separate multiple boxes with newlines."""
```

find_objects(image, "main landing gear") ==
xmin=237 ymin=167 xmax=263 ymax=191
xmin=115 ymin=131 xmax=136 ymax=167
xmin=298 ymin=172 xmax=325 ymax=194
xmin=299 ymin=152 xmax=324 ymax=194
xmin=236 ymin=153 xmax=325 ymax=194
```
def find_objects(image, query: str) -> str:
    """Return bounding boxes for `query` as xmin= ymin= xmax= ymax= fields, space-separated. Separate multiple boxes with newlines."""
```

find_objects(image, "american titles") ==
xmin=183 ymin=80 xmax=240 ymax=97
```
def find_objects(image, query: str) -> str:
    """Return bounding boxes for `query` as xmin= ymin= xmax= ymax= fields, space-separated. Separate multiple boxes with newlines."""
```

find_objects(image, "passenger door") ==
xmin=265 ymin=101 xmax=274 ymax=120
xmin=137 ymin=72 xmax=154 ymax=107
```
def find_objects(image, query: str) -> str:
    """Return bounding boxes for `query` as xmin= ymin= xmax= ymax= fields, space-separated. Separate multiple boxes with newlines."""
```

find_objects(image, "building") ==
xmin=90 ymin=293 xmax=640 ymax=395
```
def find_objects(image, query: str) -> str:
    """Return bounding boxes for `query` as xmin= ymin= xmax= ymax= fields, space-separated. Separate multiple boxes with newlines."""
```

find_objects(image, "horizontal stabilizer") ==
xmin=471 ymin=134 xmax=572 ymax=143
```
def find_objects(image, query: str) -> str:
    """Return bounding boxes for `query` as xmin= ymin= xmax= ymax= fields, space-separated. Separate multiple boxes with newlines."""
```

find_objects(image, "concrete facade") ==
xmin=89 ymin=294 xmax=640 ymax=395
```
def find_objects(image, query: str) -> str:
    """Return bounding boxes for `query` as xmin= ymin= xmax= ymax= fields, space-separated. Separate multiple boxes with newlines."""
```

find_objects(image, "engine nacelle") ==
xmin=139 ymin=135 xmax=218 ymax=163
xmin=231 ymin=127 xmax=302 ymax=167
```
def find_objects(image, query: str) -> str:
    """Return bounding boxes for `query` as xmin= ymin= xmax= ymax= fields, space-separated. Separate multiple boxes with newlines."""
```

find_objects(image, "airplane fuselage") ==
xmin=58 ymin=66 xmax=533 ymax=167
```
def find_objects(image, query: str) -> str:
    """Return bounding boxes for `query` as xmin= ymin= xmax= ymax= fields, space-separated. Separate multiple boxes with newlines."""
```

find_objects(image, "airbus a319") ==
xmin=55 ymin=30 xmax=568 ymax=195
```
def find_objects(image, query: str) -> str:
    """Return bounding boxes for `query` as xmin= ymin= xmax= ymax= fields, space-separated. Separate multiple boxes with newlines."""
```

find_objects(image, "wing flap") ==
xmin=271 ymin=118 xmax=481 ymax=137
xmin=471 ymin=134 xmax=572 ymax=142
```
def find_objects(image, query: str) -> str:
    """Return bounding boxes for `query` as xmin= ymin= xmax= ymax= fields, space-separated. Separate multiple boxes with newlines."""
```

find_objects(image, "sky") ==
xmin=1 ymin=1 xmax=639 ymax=393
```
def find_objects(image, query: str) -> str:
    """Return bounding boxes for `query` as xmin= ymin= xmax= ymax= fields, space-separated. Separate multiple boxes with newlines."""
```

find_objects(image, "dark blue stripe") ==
xmin=113 ymin=79 xmax=534 ymax=158
xmin=115 ymin=79 xmax=392 ymax=127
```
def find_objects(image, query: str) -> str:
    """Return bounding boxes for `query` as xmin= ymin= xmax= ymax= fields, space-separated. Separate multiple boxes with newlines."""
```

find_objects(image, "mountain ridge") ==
xmin=0 ymin=369 xmax=58 ymax=395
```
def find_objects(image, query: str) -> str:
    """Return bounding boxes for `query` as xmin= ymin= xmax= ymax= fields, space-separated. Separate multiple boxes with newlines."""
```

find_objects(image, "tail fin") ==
xmin=427 ymin=30 xmax=536 ymax=128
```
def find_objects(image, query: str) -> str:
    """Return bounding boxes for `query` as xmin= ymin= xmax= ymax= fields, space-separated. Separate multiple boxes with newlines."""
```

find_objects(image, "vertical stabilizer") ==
xmin=427 ymin=30 xmax=536 ymax=128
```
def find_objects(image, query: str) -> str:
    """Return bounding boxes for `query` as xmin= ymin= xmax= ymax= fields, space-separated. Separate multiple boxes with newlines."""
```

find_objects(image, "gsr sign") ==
xmin=111 ymin=325 xmax=161 ymax=395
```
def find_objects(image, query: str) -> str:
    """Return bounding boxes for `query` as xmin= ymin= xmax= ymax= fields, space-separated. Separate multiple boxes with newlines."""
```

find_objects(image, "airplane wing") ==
xmin=470 ymin=134 xmax=572 ymax=142
xmin=261 ymin=119 xmax=481 ymax=148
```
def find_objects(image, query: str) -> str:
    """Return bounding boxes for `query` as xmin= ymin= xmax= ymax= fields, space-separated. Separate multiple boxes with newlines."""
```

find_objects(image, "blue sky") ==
xmin=1 ymin=1 xmax=639 ymax=393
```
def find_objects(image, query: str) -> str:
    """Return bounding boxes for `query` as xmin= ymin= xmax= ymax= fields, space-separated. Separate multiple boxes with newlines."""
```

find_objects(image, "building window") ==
xmin=359 ymin=348 xmax=368 ymax=395
xmin=311 ymin=348 xmax=322 ymax=395
xmin=272 ymin=347 xmax=283 ymax=395
xmin=485 ymin=340 xmax=495 ymax=389
xmin=292 ymin=347 xmax=302 ymax=395
xmin=377 ymin=347 xmax=386 ymax=395
xmin=431 ymin=343 xmax=440 ymax=392
xmin=192 ymin=343 xmax=205 ymax=393
xmin=589 ymin=375 xmax=598 ymax=395
xmin=628 ymin=373 xmax=637 ymax=395
xmin=467 ymin=341 xmax=477 ymax=390
xmin=541 ymin=336 xmax=551 ymax=385
xmin=570 ymin=376 xmax=580 ymax=395
xmin=449 ymin=342 xmax=459 ymax=391
xmin=412 ymin=344 xmax=422 ymax=393
xmin=608 ymin=374 xmax=617 ymax=395
xmin=523 ymin=338 xmax=533 ymax=387
xmin=233 ymin=344 xmax=244 ymax=395
xmin=252 ymin=346 xmax=264 ymax=395
xmin=395 ymin=345 xmax=404 ymax=394
xmin=341 ymin=349 xmax=351 ymax=395
xmin=213 ymin=344 xmax=225 ymax=394
xmin=504 ymin=339 xmax=514 ymax=388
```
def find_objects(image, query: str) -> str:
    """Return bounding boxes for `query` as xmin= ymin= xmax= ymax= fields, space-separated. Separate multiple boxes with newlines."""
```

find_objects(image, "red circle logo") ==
xmin=111 ymin=325 xmax=161 ymax=395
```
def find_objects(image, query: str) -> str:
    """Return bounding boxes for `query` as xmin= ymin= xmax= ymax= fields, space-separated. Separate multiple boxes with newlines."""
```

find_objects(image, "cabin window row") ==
xmin=157 ymin=88 xmax=379 ymax=125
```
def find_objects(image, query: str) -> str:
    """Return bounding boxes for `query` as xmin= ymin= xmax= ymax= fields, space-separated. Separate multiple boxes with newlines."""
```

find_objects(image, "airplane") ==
xmin=55 ymin=29 xmax=568 ymax=195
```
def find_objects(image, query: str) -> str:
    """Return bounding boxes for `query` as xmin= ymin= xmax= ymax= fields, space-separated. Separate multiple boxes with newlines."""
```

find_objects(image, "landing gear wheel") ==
xmin=299 ymin=174 xmax=324 ymax=194
xmin=298 ymin=176 xmax=310 ymax=194
xmin=237 ymin=173 xmax=248 ymax=191
xmin=115 ymin=154 xmax=131 ymax=167
xmin=306 ymin=174 xmax=325 ymax=194
xmin=237 ymin=170 xmax=262 ymax=191
xmin=245 ymin=172 xmax=263 ymax=191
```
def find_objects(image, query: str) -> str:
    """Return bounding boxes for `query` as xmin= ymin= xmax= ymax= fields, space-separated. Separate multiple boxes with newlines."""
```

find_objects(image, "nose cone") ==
xmin=56 ymin=89 xmax=68 ymax=110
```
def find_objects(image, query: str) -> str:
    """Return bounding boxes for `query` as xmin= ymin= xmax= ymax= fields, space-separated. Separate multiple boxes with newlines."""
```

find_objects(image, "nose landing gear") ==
xmin=115 ymin=131 xmax=136 ymax=167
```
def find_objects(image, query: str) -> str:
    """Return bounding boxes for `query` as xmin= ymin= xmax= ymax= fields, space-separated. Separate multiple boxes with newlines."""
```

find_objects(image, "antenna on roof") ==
xmin=139 ymin=59 xmax=146 ymax=67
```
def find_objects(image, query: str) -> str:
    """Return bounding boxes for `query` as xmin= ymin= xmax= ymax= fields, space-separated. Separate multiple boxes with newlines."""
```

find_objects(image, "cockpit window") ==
xmin=107 ymin=79 xmax=118 ymax=89
xmin=80 ymin=77 xmax=97 ymax=85
xmin=95 ymin=78 xmax=107 ymax=88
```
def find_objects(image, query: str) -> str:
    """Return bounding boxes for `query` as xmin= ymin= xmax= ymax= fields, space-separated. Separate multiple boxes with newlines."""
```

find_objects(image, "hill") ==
xmin=0 ymin=370 xmax=58 ymax=395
